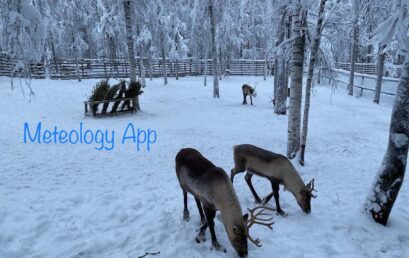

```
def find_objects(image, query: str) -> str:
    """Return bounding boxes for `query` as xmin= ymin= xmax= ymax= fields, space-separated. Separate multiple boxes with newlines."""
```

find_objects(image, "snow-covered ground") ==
xmin=0 ymin=75 xmax=408 ymax=258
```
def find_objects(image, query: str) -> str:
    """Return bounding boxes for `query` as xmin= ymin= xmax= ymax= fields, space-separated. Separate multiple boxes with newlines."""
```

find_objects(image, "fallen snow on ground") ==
xmin=0 ymin=76 xmax=408 ymax=258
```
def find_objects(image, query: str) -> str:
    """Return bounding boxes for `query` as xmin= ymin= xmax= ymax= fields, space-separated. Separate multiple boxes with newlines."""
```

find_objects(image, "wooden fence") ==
xmin=335 ymin=62 xmax=402 ymax=78
xmin=1 ymin=54 xmax=403 ymax=82
xmin=0 ymin=53 xmax=46 ymax=79
xmin=0 ymin=54 xmax=272 ymax=80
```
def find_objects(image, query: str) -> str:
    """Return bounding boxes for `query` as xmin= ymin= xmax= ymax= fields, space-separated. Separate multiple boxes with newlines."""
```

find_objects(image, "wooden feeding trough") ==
xmin=84 ymin=97 xmax=138 ymax=117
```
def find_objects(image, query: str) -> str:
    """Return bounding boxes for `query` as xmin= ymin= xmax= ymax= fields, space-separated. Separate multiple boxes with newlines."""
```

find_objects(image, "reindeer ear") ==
xmin=243 ymin=213 xmax=249 ymax=222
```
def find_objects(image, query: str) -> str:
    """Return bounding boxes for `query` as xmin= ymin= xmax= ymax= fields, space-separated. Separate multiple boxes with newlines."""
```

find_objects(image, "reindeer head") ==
xmin=227 ymin=214 xmax=248 ymax=257
xmin=252 ymin=82 xmax=257 ymax=97
xmin=297 ymin=179 xmax=317 ymax=213
xmin=227 ymin=206 xmax=274 ymax=257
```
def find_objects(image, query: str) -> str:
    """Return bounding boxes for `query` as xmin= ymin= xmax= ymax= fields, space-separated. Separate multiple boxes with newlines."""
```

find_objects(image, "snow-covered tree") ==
xmin=300 ymin=0 xmax=328 ymax=165
xmin=0 ymin=0 xmax=45 ymax=97
xmin=365 ymin=0 xmax=409 ymax=226
xmin=287 ymin=0 xmax=307 ymax=159
xmin=209 ymin=0 xmax=219 ymax=98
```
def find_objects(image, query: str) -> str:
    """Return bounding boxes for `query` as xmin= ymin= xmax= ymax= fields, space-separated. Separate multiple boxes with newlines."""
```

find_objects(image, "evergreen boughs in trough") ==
xmin=87 ymin=79 xmax=142 ymax=116
xmin=120 ymin=81 xmax=143 ymax=111
xmin=90 ymin=79 xmax=110 ymax=115
xmin=101 ymin=80 xmax=125 ymax=114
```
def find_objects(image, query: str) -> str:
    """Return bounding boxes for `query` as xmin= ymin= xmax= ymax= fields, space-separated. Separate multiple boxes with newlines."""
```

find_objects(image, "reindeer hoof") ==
xmin=277 ymin=210 xmax=288 ymax=217
xmin=183 ymin=210 xmax=190 ymax=221
xmin=195 ymin=233 xmax=206 ymax=243
xmin=211 ymin=241 xmax=226 ymax=252
xmin=255 ymin=198 xmax=262 ymax=204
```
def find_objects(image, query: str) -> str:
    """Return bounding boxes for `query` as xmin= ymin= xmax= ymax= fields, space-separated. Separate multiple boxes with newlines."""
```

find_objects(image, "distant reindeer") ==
xmin=176 ymin=148 xmax=274 ymax=257
xmin=242 ymin=83 xmax=257 ymax=105
xmin=231 ymin=144 xmax=317 ymax=216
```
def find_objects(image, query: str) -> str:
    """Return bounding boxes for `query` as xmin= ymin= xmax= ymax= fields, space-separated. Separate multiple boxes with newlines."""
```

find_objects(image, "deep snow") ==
xmin=0 ymin=75 xmax=408 ymax=258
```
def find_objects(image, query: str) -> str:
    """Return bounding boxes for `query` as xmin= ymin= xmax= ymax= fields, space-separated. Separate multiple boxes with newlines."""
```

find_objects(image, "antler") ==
xmin=253 ymin=81 xmax=257 ymax=90
xmin=306 ymin=179 xmax=317 ymax=198
xmin=246 ymin=206 xmax=274 ymax=247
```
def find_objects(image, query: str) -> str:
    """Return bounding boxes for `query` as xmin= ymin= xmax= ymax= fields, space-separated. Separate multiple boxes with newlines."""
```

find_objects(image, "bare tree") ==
xmin=287 ymin=0 xmax=306 ymax=159
xmin=299 ymin=0 xmax=327 ymax=165
xmin=123 ymin=0 xmax=140 ymax=110
xmin=209 ymin=0 xmax=219 ymax=98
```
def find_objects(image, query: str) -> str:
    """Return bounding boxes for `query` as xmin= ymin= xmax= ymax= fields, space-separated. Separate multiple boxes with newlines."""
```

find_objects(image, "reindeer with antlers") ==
xmin=242 ymin=83 xmax=257 ymax=105
xmin=231 ymin=144 xmax=317 ymax=216
xmin=175 ymin=148 xmax=274 ymax=257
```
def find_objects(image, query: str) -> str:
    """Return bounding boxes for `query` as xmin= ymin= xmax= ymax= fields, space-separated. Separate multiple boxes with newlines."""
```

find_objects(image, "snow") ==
xmin=392 ymin=133 xmax=409 ymax=148
xmin=1 ymin=76 xmax=409 ymax=258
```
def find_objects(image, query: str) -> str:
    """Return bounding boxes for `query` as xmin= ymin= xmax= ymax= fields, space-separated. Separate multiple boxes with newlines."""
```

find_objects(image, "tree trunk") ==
xmin=175 ymin=60 xmax=179 ymax=80
xmin=148 ymin=56 xmax=153 ymax=81
xmin=299 ymin=0 xmax=327 ymax=166
xmin=264 ymin=57 xmax=267 ymax=81
xmin=123 ymin=0 xmax=139 ymax=110
xmin=139 ymin=48 xmax=146 ymax=87
xmin=274 ymin=2 xmax=288 ymax=111
xmin=108 ymin=36 xmax=117 ymax=76
xmin=162 ymin=47 xmax=168 ymax=85
xmin=374 ymin=46 xmax=385 ymax=104
xmin=365 ymin=55 xmax=409 ymax=226
xmin=273 ymin=57 xmax=279 ymax=106
xmin=209 ymin=0 xmax=219 ymax=98
xmin=219 ymin=47 xmax=223 ymax=80
xmin=204 ymin=58 xmax=208 ymax=86
xmin=76 ymin=58 xmax=81 ymax=82
xmin=287 ymin=1 xmax=305 ymax=159
xmin=275 ymin=58 xmax=287 ymax=114
xmin=348 ymin=4 xmax=359 ymax=96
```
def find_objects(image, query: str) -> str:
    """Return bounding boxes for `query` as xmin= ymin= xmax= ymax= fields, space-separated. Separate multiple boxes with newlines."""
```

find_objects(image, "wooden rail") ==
xmin=84 ymin=97 xmax=138 ymax=117
xmin=324 ymin=68 xmax=398 ymax=97
xmin=335 ymin=62 xmax=401 ymax=78
xmin=0 ymin=55 xmax=273 ymax=80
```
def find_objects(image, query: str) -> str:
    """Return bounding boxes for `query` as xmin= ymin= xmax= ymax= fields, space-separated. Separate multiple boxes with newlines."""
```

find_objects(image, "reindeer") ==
xmin=242 ymin=83 xmax=257 ymax=105
xmin=230 ymin=144 xmax=317 ymax=216
xmin=176 ymin=148 xmax=274 ymax=257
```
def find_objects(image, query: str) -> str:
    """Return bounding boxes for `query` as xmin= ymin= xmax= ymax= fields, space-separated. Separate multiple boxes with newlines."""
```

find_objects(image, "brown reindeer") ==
xmin=242 ymin=84 xmax=257 ymax=105
xmin=231 ymin=144 xmax=317 ymax=216
xmin=176 ymin=148 xmax=274 ymax=257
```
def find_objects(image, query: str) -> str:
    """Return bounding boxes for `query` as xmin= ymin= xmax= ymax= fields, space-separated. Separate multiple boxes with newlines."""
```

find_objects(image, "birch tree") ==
xmin=274 ymin=1 xmax=289 ymax=115
xmin=365 ymin=0 xmax=409 ymax=226
xmin=299 ymin=0 xmax=327 ymax=165
xmin=123 ymin=0 xmax=140 ymax=110
xmin=208 ymin=0 xmax=219 ymax=98
xmin=287 ymin=0 xmax=306 ymax=159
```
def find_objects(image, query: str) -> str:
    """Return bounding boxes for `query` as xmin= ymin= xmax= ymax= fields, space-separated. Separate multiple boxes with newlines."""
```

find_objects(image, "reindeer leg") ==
xmin=196 ymin=221 xmax=208 ymax=243
xmin=183 ymin=191 xmax=190 ymax=221
xmin=204 ymin=207 xmax=226 ymax=253
xmin=243 ymin=92 xmax=247 ymax=104
xmin=262 ymin=191 xmax=274 ymax=205
xmin=245 ymin=173 xmax=262 ymax=204
xmin=195 ymin=198 xmax=206 ymax=225
xmin=230 ymin=168 xmax=244 ymax=183
xmin=262 ymin=179 xmax=276 ymax=204
xmin=272 ymin=181 xmax=287 ymax=217
xmin=250 ymin=95 xmax=253 ymax=105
